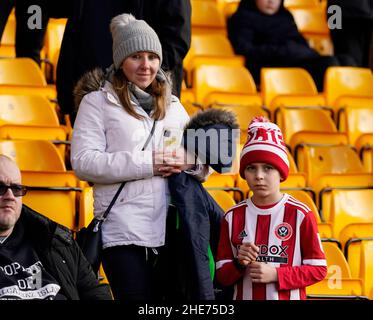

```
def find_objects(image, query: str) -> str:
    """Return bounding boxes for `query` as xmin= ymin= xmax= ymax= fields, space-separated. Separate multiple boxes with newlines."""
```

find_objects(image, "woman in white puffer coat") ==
xmin=71 ymin=13 xmax=208 ymax=300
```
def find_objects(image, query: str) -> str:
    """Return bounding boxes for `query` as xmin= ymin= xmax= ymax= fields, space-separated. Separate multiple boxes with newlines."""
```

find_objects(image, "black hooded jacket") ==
xmin=165 ymin=109 xmax=239 ymax=300
xmin=227 ymin=0 xmax=319 ymax=82
xmin=15 ymin=205 xmax=112 ymax=300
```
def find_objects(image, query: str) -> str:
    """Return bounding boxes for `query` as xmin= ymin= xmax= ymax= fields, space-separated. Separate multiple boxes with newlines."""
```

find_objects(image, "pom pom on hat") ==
xmin=110 ymin=13 xmax=163 ymax=70
xmin=239 ymin=116 xmax=289 ymax=181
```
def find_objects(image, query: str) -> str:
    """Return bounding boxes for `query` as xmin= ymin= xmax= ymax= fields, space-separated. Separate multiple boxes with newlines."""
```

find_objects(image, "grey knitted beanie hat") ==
xmin=110 ymin=13 xmax=163 ymax=70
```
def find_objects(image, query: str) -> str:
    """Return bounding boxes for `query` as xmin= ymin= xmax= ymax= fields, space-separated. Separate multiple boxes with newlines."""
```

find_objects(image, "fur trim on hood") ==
xmin=183 ymin=108 xmax=239 ymax=174
xmin=184 ymin=108 xmax=239 ymax=131
xmin=73 ymin=68 xmax=105 ymax=111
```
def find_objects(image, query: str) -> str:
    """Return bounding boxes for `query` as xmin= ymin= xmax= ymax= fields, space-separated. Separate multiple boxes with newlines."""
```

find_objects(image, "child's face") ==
xmin=255 ymin=0 xmax=282 ymax=15
xmin=244 ymin=162 xmax=282 ymax=204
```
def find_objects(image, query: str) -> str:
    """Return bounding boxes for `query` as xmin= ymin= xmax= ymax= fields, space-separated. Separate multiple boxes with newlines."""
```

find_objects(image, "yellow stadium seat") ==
xmin=191 ymin=0 xmax=226 ymax=35
xmin=276 ymin=107 xmax=337 ymax=150
xmin=300 ymin=145 xmax=365 ymax=187
xmin=183 ymin=33 xmax=244 ymax=87
xmin=0 ymin=140 xmax=66 ymax=171
xmin=0 ymin=58 xmax=47 ymax=86
xmin=23 ymin=188 xmax=78 ymax=231
xmin=0 ymin=13 xmax=15 ymax=58
xmin=289 ymin=7 xmax=333 ymax=56
xmin=0 ymin=94 xmax=58 ymax=125
xmin=313 ymin=173 xmax=373 ymax=222
xmin=339 ymin=106 xmax=373 ymax=149
xmin=0 ymin=95 xmax=67 ymax=153
xmin=44 ymin=18 xmax=67 ymax=82
xmin=207 ymin=189 xmax=236 ymax=212
xmin=329 ymin=189 xmax=373 ymax=241
xmin=324 ymin=67 xmax=373 ymax=112
xmin=212 ymin=104 xmax=269 ymax=143
xmin=260 ymin=68 xmax=324 ymax=116
xmin=340 ymin=223 xmax=373 ymax=255
xmin=355 ymin=134 xmax=373 ymax=173
xmin=216 ymin=0 xmax=240 ymax=18
xmin=79 ymin=187 xmax=94 ymax=230
xmin=286 ymin=190 xmax=332 ymax=238
xmin=193 ymin=65 xmax=261 ymax=108
xmin=284 ymin=0 xmax=319 ymax=9
xmin=307 ymin=242 xmax=365 ymax=299
xmin=21 ymin=170 xmax=81 ymax=231
xmin=345 ymin=240 xmax=373 ymax=296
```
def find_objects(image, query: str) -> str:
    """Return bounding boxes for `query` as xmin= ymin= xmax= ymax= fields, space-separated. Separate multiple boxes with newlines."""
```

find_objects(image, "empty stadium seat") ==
xmin=183 ymin=33 xmax=244 ymax=87
xmin=43 ymin=18 xmax=67 ymax=82
xmin=216 ymin=0 xmax=240 ymax=18
xmin=299 ymin=144 xmax=365 ymax=187
xmin=193 ymin=65 xmax=261 ymax=108
xmin=0 ymin=58 xmax=47 ymax=86
xmin=0 ymin=95 xmax=67 ymax=154
xmin=0 ymin=140 xmax=66 ymax=171
xmin=284 ymin=0 xmax=319 ymax=9
xmin=329 ymin=188 xmax=373 ymax=240
xmin=0 ymin=13 xmax=15 ymax=58
xmin=324 ymin=67 xmax=373 ymax=114
xmin=191 ymin=0 xmax=227 ymax=35
xmin=260 ymin=68 xmax=325 ymax=116
xmin=306 ymin=242 xmax=364 ymax=299
xmin=0 ymin=58 xmax=56 ymax=101
xmin=313 ymin=173 xmax=373 ymax=222
xmin=276 ymin=107 xmax=338 ymax=152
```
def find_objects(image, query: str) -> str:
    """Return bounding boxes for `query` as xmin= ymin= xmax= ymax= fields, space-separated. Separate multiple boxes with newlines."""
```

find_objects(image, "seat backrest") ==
xmin=79 ymin=187 xmax=94 ymax=229
xmin=322 ymin=242 xmax=352 ymax=278
xmin=184 ymin=34 xmax=235 ymax=66
xmin=261 ymin=68 xmax=318 ymax=107
xmin=0 ymin=95 xmax=59 ymax=126
xmin=343 ymin=107 xmax=373 ymax=147
xmin=330 ymin=189 xmax=373 ymax=239
xmin=193 ymin=65 xmax=257 ymax=105
xmin=286 ymin=190 xmax=320 ymax=221
xmin=212 ymin=104 xmax=267 ymax=143
xmin=360 ymin=240 xmax=373 ymax=295
xmin=324 ymin=67 xmax=373 ymax=107
xmin=278 ymin=107 xmax=336 ymax=145
xmin=0 ymin=140 xmax=66 ymax=171
xmin=207 ymin=189 xmax=236 ymax=212
xmin=284 ymin=0 xmax=319 ymax=9
xmin=191 ymin=0 xmax=226 ymax=35
xmin=23 ymin=189 xmax=77 ymax=230
xmin=0 ymin=13 xmax=15 ymax=46
xmin=0 ymin=58 xmax=47 ymax=86
xmin=289 ymin=7 xmax=329 ymax=35
xmin=303 ymin=145 xmax=365 ymax=186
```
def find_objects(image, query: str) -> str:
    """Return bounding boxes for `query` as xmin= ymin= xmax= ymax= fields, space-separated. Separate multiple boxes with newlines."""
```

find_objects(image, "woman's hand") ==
xmin=153 ymin=148 xmax=194 ymax=178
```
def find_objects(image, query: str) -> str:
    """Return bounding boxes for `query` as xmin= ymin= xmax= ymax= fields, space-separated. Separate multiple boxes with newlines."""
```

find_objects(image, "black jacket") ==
xmin=227 ymin=0 xmax=319 ymax=82
xmin=327 ymin=0 xmax=373 ymax=19
xmin=18 ymin=205 xmax=112 ymax=300
xmin=55 ymin=0 xmax=191 ymax=119
xmin=165 ymin=109 xmax=239 ymax=300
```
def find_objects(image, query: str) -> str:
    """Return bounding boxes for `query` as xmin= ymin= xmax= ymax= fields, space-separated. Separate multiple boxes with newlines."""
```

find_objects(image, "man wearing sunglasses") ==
xmin=0 ymin=155 xmax=112 ymax=300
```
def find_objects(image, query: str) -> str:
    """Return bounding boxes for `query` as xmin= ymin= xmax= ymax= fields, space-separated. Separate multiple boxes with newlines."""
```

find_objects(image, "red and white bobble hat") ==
xmin=239 ymin=116 xmax=289 ymax=181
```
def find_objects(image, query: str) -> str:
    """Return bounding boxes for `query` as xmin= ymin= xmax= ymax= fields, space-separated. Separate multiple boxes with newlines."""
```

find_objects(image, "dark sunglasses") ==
xmin=0 ymin=184 xmax=27 ymax=197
